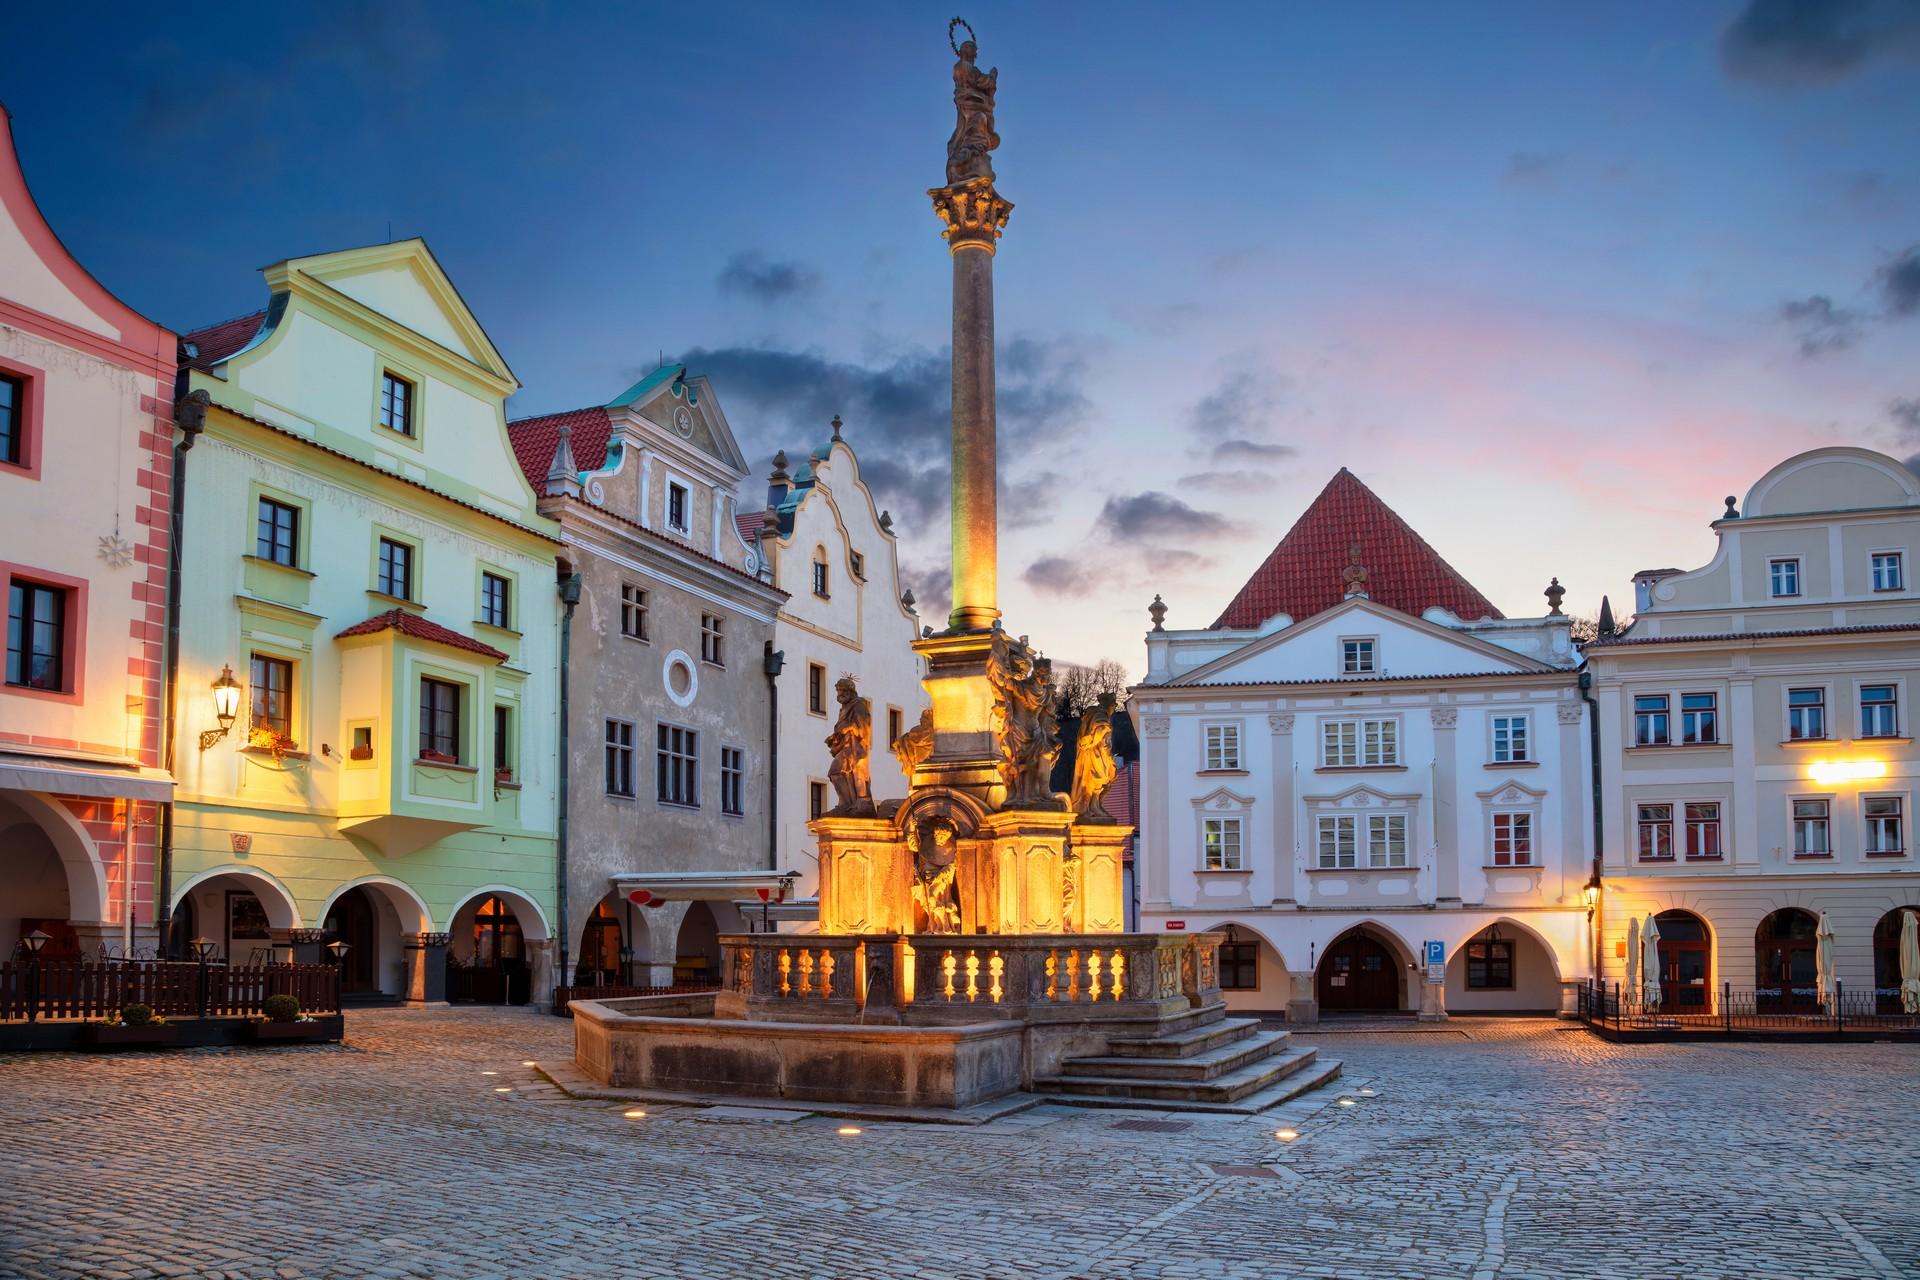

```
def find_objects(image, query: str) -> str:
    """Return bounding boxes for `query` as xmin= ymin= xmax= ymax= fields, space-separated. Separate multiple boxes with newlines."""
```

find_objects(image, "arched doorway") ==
xmin=676 ymin=901 xmax=720 ymax=986
xmin=324 ymin=888 xmax=378 ymax=994
xmin=1653 ymin=910 xmax=1711 ymax=1014
xmin=449 ymin=895 xmax=529 ymax=1005
xmin=1873 ymin=907 xmax=1920 ymax=1015
xmin=575 ymin=899 xmax=624 ymax=987
xmin=1755 ymin=908 xmax=1819 ymax=1012
xmin=2 ymin=806 xmax=79 ymax=959
xmin=171 ymin=867 xmax=300 ymax=964
xmin=1317 ymin=927 xmax=1404 ymax=1012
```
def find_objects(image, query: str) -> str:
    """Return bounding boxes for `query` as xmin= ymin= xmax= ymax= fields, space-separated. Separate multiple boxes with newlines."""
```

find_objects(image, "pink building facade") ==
xmin=0 ymin=105 xmax=177 ymax=958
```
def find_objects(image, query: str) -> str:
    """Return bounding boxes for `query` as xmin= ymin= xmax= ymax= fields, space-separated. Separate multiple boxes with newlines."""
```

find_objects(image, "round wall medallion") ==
xmin=663 ymin=649 xmax=699 ymax=707
xmin=674 ymin=407 xmax=694 ymax=439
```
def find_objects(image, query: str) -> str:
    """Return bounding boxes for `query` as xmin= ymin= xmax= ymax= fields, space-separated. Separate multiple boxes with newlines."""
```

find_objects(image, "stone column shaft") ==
xmin=949 ymin=244 xmax=997 ymax=630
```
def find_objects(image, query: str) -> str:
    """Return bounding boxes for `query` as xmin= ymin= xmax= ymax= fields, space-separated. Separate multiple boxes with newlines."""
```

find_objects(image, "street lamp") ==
xmin=22 ymin=929 xmax=48 ymax=1024
xmin=22 ymin=929 xmax=49 ymax=956
xmin=326 ymin=940 xmax=349 ymax=965
xmin=617 ymin=945 xmax=634 ymax=987
xmin=199 ymin=664 xmax=243 ymax=750
xmin=191 ymin=936 xmax=219 ymax=962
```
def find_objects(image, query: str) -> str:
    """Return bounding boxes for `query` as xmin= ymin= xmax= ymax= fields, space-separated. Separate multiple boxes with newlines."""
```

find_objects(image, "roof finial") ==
xmin=1723 ymin=494 xmax=1739 ymax=520
xmin=1148 ymin=594 xmax=1167 ymax=632
xmin=770 ymin=449 xmax=790 ymax=482
xmin=1544 ymin=577 xmax=1565 ymax=616
xmin=543 ymin=422 xmax=582 ymax=499
xmin=1341 ymin=542 xmax=1370 ymax=599
xmin=1597 ymin=595 xmax=1616 ymax=637
xmin=831 ymin=414 xmax=844 ymax=441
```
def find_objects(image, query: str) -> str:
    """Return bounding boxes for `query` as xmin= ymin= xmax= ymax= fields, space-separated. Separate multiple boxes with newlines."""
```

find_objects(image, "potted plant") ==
xmin=245 ymin=725 xmax=300 ymax=759
xmin=418 ymin=749 xmax=458 ymax=765
xmin=248 ymin=994 xmax=328 ymax=1043
xmin=87 ymin=1002 xmax=178 ymax=1049
xmin=494 ymin=766 xmax=514 ymax=784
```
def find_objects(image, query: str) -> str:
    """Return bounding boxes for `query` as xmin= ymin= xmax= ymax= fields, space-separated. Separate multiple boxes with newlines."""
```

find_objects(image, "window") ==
xmin=493 ymin=705 xmax=513 ymax=778
xmin=849 ymin=551 xmax=865 ymax=580
xmin=1321 ymin=718 xmax=1397 ymax=767
xmin=1317 ymin=815 xmax=1357 ymax=868
xmin=809 ymin=780 xmax=826 ymax=820
xmin=888 ymin=707 xmax=903 ymax=745
xmin=1219 ymin=941 xmax=1258 ymax=990
xmin=1466 ymin=939 xmax=1514 ymax=990
xmin=604 ymin=720 xmax=635 ymax=797
xmin=1342 ymin=638 xmax=1376 ymax=674
xmin=1680 ymin=692 xmax=1718 ymax=745
xmin=419 ymin=678 xmax=461 ymax=761
xmin=657 ymin=723 xmax=698 ymax=806
xmin=811 ymin=552 xmax=829 ymax=598
xmin=1633 ymin=695 xmax=1670 ymax=746
xmin=1769 ymin=558 xmax=1800 ymax=597
xmin=700 ymin=613 xmax=725 ymax=666
xmin=721 ymin=746 xmax=745 ymax=816
xmin=1637 ymin=804 xmax=1674 ymax=861
xmin=377 ymin=537 xmax=413 ymax=600
xmin=1491 ymin=812 xmax=1532 ymax=866
xmin=379 ymin=372 xmax=414 ymax=437
xmin=248 ymin=654 xmax=292 ymax=738
xmin=256 ymin=497 xmax=299 ymax=567
xmin=0 ymin=373 xmax=21 ymax=466
xmin=1202 ymin=817 xmax=1243 ymax=870
xmin=620 ymin=583 xmax=649 ymax=640
xmin=1491 ymin=715 xmax=1529 ymax=763
xmin=807 ymin=662 xmax=827 ymax=715
xmin=667 ymin=481 xmax=689 ymax=534
xmin=1865 ymin=797 xmax=1905 ymax=855
xmin=1366 ymin=813 xmax=1407 ymax=868
xmin=1787 ymin=687 xmax=1826 ymax=741
xmin=480 ymin=572 xmax=510 ymax=629
xmin=1203 ymin=723 xmax=1241 ymax=770
xmin=5 ymin=580 xmax=66 ymax=691
xmin=1683 ymin=803 xmax=1722 ymax=859
xmin=1861 ymin=684 xmax=1898 ymax=738
xmin=1792 ymin=799 xmax=1831 ymax=857
xmin=1872 ymin=552 xmax=1905 ymax=592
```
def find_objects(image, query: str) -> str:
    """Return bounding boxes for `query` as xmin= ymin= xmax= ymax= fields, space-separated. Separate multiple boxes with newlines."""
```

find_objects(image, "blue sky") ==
xmin=9 ymin=1 xmax=1918 ymax=670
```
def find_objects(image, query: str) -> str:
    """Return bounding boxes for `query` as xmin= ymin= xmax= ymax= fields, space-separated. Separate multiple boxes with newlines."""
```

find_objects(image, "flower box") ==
xmin=494 ymin=768 xmax=514 ymax=784
xmin=349 ymin=745 xmax=374 ymax=761
xmin=418 ymin=751 xmax=459 ymax=765
xmin=86 ymin=1023 xmax=178 ymax=1050
xmin=248 ymin=1019 xmax=331 ymax=1044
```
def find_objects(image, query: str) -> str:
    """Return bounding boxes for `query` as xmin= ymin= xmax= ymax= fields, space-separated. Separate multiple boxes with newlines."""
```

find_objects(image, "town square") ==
xmin=3 ymin=4 xmax=1918 ymax=1278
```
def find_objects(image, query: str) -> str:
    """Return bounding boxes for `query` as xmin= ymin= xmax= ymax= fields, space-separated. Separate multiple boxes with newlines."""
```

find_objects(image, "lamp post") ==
xmin=198 ymin=665 xmax=243 ymax=751
xmin=617 ymin=945 xmax=633 ymax=988
xmin=22 ymin=928 xmax=49 ymax=1024
xmin=191 ymin=936 xmax=217 ymax=1017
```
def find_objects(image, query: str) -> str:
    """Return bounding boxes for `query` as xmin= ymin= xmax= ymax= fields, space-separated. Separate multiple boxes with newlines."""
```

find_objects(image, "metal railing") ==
xmin=0 ymin=958 xmax=340 ymax=1022
xmin=1577 ymin=980 xmax=1920 ymax=1036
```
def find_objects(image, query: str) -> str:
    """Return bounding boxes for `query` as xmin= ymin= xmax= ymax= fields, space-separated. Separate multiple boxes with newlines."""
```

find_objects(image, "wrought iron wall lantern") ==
xmin=199 ymin=664 xmax=243 ymax=750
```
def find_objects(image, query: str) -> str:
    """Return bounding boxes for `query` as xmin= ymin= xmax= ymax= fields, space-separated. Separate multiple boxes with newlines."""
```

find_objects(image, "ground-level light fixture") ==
xmin=623 ymin=1108 xmax=648 ymax=1119
xmin=199 ymin=664 xmax=243 ymax=750
xmin=1337 ymin=1097 xmax=1356 ymax=1107
xmin=480 ymin=1071 xmax=497 ymax=1076
xmin=836 ymin=1126 xmax=862 ymax=1136
xmin=493 ymin=1087 xmax=511 ymax=1094
xmin=1274 ymin=1128 xmax=1299 ymax=1142
xmin=521 ymin=1060 xmax=537 ymax=1067
xmin=22 ymin=929 xmax=50 ymax=956
xmin=1357 ymin=1087 xmax=1377 ymax=1097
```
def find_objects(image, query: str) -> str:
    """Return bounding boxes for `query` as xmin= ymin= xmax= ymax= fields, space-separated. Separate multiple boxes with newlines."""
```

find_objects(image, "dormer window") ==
xmin=1768 ymin=558 xmax=1800 ymax=598
xmin=667 ymin=481 xmax=690 ymax=534
xmin=380 ymin=372 xmax=414 ymax=437
xmin=1341 ymin=637 xmax=1377 ymax=674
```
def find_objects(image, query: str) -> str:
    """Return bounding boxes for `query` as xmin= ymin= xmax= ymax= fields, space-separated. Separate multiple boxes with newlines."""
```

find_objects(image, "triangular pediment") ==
xmin=609 ymin=368 xmax=749 ymax=477
xmin=1477 ymin=778 xmax=1548 ymax=806
xmin=1190 ymin=785 xmax=1255 ymax=810
xmin=1172 ymin=596 xmax=1549 ymax=686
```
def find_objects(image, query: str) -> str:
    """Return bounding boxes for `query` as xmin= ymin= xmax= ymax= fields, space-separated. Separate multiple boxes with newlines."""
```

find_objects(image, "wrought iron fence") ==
xmin=1577 ymin=980 xmax=1920 ymax=1037
xmin=0 ymin=958 xmax=340 ymax=1023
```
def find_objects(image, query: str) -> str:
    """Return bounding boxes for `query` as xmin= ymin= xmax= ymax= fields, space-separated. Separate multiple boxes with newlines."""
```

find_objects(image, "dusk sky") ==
xmin=9 ymin=2 xmax=1918 ymax=673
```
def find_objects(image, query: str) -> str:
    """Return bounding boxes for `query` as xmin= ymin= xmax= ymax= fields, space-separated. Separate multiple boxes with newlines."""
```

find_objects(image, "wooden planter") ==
xmin=247 ymin=1019 xmax=331 ymax=1044
xmin=85 ymin=1023 xmax=179 ymax=1050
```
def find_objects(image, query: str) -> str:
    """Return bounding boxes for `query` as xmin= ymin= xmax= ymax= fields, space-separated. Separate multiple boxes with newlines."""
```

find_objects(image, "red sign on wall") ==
xmin=1165 ymin=920 xmax=1185 ymax=930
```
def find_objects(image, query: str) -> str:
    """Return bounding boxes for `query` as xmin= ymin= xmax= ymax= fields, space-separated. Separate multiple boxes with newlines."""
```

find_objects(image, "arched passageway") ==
xmin=1755 ymin=908 xmax=1819 ymax=1012
xmin=1317 ymin=925 xmax=1410 ymax=1013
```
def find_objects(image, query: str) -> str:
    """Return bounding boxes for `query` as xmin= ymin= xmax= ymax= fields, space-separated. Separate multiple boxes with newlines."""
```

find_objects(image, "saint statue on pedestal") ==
xmin=946 ymin=20 xmax=1000 ymax=185
xmin=891 ymin=706 xmax=935 ymax=780
xmin=1071 ymin=693 xmax=1120 ymax=821
xmin=825 ymin=676 xmax=875 ymax=816
xmin=908 ymin=815 xmax=962 ymax=933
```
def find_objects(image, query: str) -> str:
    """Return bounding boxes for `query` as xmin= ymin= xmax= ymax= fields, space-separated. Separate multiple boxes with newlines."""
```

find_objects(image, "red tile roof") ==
xmin=1103 ymin=759 xmax=1139 ymax=831
xmin=1212 ymin=468 xmax=1501 ymax=628
xmin=505 ymin=406 xmax=614 ymax=490
xmin=335 ymin=609 xmax=508 ymax=661
xmin=1585 ymin=621 xmax=1920 ymax=648
xmin=735 ymin=511 xmax=769 ymax=543
xmin=181 ymin=311 xmax=267 ymax=372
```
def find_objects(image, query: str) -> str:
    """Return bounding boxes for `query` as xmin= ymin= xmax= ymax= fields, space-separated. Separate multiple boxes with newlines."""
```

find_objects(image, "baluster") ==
xmin=1066 ymin=948 xmax=1082 ymax=1002
xmin=798 ymin=949 xmax=815 ymax=997
xmin=1045 ymin=949 xmax=1059 ymax=1001
xmin=778 ymin=949 xmax=793 ymax=997
xmin=941 ymin=950 xmax=958 ymax=1000
xmin=988 ymin=951 xmax=1004 ymax=1004
xmin=820 ymin=949 xmax=836 ymax=1000
xmin=964 ymin=950 xmax=981 ymax=1003
xmin=1087 ymin=949 xmax=1104 ymax=1002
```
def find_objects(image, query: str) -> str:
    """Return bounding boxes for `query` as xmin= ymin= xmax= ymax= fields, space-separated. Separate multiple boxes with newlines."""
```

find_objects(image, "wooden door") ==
xmin=1318 ymin=934 xmax=1401 ymax=1011
xmin=325 ymin=889 xmax=377 ymax=993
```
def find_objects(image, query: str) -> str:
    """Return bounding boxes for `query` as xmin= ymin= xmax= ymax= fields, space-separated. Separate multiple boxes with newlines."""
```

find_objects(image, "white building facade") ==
xmin=1587 ymin=447 xmax=1920 ymax=1014
xmin=748 ymin=425 xmax=926 ymax=919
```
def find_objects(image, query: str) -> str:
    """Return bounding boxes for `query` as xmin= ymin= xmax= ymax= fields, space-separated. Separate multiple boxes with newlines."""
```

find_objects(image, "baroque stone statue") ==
xmin=891 ymin=706 xmax=935 ymax=780
xmin=995 ymin=642 xmax=1062 ymax=808
xmin=1071 ymin=693 xmax=1120 ymax=821
xmin=908 ymin=815 xmax=963 ymax=933
xmin=946 ymin=19 xmax=1000 ymax=185
xmin=825 ymin=676 xmax=875 ymax=816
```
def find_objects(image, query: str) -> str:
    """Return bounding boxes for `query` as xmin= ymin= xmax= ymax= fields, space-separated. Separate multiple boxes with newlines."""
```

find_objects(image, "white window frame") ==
xmin=665 ymin=478 xmax=692 ymax=535
xmin=1316 ymin=814 xmax=1358 ymax=869
xmin=1633 ymin=693 xmax=1671 ymax=747
xmin=1870 ymin=549 xmax=1905 ymax=593
xmin=1785 ymin=684 xmax=1831 ymax=742
xmin=1636 ymin=803 xmax=1674 ymax=861
xmin=1340 ymin=636 xmax=1378 ymax=675
xmin=1490 ymin=810 xmax=1533 ymax=867
xmin=1202 ymin=722 xmax=1242 ymax=771
xmin=1202 ymin=816 xmax=1244 ymax=871
xmin=1366 ymin=812 xmax=1408 ymax=868
xmin=1768 ymin=557 xmax=1801 ymax=598
xmin=1679 ymin=691 xmax=1719 ymax=745
xmin=1790 ymin=796 xmax=1832 ymax=857
xmin=1490 ymin=713 xmax=1530 ymax=763
xmin=1858 ymin=680 xmax=1900 ymax=739
xmin=1320 ymin=716 xmax=1399 ymax=768
xmin=1683 ymin=801 xmax=1723 ymax=860
xmin=1864 ymin=794 xmax=1905 ymax=856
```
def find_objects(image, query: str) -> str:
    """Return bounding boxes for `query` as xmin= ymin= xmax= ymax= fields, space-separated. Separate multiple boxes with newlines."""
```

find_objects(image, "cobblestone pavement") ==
xmin=2 ymin=1010 xmax=1915 ymax=1280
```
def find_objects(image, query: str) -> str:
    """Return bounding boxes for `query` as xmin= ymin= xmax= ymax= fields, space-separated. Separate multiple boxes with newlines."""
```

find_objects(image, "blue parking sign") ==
xmin=1424 ymin=940 xmax=1444 ymax=967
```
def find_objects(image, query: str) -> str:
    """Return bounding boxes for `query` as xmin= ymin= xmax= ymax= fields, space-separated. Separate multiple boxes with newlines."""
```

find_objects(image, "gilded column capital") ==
xmin=929 ymin=179 xmax=1013 ymax=252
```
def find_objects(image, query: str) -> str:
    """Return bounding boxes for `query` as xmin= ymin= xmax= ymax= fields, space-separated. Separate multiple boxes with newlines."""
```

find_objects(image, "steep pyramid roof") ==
xmin=1212 ymin=469 xmax=1501 ymax=628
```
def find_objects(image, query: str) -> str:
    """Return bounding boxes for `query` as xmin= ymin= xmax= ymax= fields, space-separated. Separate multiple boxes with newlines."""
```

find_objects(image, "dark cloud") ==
xmin=1877 ymin=245 xmax=1920 ymax=317
xmin=1890 ymin=397 xmax=1920 ymax=435
xmin=1186 ymin=369 xmax=1296 ymax=465
xmin=1096 ymin=491 xmax=1242 ymax=543
xmin=716 ymin=251 xmax=820 ymax=302
xmin=1504 ymin=151 xmax=1565 ymax=184
xmin=1721 ymin=0 xmax=1920 ymax=87
xmin=1780 ymin=295 xmax=1864 ymax=355
xmin=1211 ymin=438 xmax=1296 ymax=464
xmin=1022 ymin=556 xmax=1099 ymax=598
xmin=1002 ymin=470 xmax=1065 ymax=531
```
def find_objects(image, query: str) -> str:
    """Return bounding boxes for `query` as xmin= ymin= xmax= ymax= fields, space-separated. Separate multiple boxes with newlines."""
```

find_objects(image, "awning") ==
xmin=0 ymin=753 xmax=174 ymax=803
xmin=610 ymin=869 xmax=800 ymax=903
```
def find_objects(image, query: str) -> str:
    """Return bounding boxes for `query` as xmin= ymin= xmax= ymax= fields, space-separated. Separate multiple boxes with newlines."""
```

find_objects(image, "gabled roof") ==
xmin=182 ymin=310 xmax=267 ymax=372
xmin=335 ymin=609 xmax=508 ymax=662
xmin=1212 ymin=468 xmax=1501 ymax=629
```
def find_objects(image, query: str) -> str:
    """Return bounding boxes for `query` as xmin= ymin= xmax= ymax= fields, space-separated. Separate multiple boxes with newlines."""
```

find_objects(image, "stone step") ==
xmin=1104 ymin=1016 xmax=1267 ymax=1060
xmin=1040 ymin=1058 xmax=1345 ymax=1115
xmin=1061 ymin=1029 xmax=1291 ymax=1081
xmin=1035 ymin=1045 xmax=1322 ymax=1105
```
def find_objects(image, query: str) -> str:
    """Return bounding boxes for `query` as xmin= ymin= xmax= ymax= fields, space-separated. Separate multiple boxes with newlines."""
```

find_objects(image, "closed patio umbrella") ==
xmin=1624 ymin=916 xmax=1640 ymax=1011
xmin=1641 ymin=914 xmax=1662 ymax=1012
xmin=1900 ymin=910 xmax=1920 ymax=1016
xmin=1815 ymin=911 xmax=1837 ymax=1012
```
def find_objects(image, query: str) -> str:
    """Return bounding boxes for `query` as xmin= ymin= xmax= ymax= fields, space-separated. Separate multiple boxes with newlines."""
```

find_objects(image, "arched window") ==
xmin=1872 ymin=907 xmax=1920 ymax=1015
xmin=1755 ymin=908 xmax=1819 ymax=1012
xmin=811 ymin=547 xmax=830 ymax=598
xmin=1652 ymin=910 xmax=1710 ymax=1013
xmin=576 ymin=900 xmax=624 ymax=987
